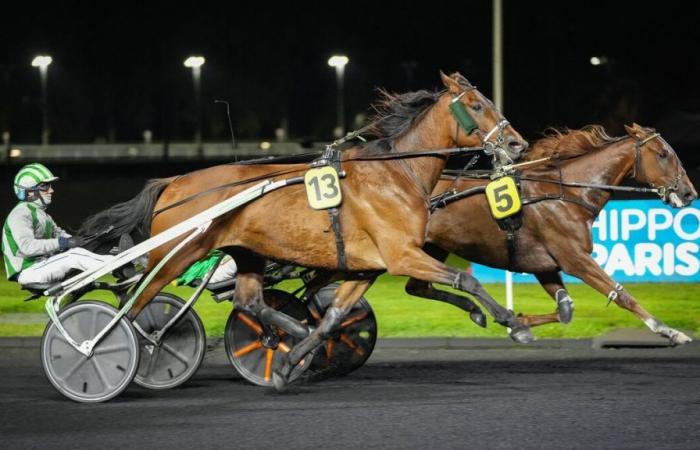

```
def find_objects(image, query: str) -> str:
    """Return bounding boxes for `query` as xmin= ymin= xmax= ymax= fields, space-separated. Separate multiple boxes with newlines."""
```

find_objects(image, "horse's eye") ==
xmin=471 ymin=103 xmax=483 ymax=112
xmin=658 ymin=149 xmax=668 ymax=159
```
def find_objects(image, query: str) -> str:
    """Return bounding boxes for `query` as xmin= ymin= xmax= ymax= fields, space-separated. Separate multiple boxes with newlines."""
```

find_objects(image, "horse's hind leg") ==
xmin=515 ymin=272 xmax=574 ymax=327
xmin=230 ymin=251 xmax=310 ymax=340
xmin=538 ymin=272 xmax=574 ymax=324
xmin=126 ymin=243 xmax=211 ymax=320
xmin=405 ymin=278 xmax=486 ymax=328
xmin=404 ymin=245 xmax=486 ymax=327
xmin=274 ymin=278 xmax=375 ymax=390
xmin=381 ymin=247 xmax=533 ymax=343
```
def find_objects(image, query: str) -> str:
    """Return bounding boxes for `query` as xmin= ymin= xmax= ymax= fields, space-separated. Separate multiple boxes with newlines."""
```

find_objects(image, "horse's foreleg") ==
xmin=560 ymin=253 xmax=692 ymax=345
xmin=383 ymin=248 xmax=533 ymax=343
xmin=405 ymin=278 xmax=486 ymax=328
xmin=274 ymin=278 xmax=375 ymax=390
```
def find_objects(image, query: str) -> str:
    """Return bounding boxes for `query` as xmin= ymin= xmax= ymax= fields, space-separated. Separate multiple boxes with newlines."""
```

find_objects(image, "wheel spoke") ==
xmin=161 ymin=342 xmax=191 ymax=365
xmin=277 ymin=342 xmax=291 ymax=353
xmin=339 ymin=333 xmax=365 ymax=357
xmin=57 ymin=354 xmax=88 ymax=381
xmin=143 ymin=346 xmax=161 ymax=376
xmin=264 ymin=349 xmax=274 ymax=382
xmin=91 ymin=357 xmax=113 ymax=390
xmin=233 ymin=340 xmax=263 ymax=358
xmin=325 ymin=339 xmax=334 ymax=367
xmin=237 ymin=312 xmax=262 ymax=335
xmin=308 ymin=306 xmax=322 ymax=321
xmin=90 ymin=308 xmax=99 ymax=338
xmin=93 ymin=344 xmax=131 ymax=355
xmin=144 ymin=305 xmax=159 ymax=330
xmin=340 ymin=311 xmax=368 ymax=329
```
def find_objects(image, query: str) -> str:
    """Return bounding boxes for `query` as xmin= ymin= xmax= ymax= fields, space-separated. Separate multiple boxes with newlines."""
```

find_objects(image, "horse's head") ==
xmin=440 ymin=71 xmax=528 ymax=161
xmin=625 ymin=123 xmax=697 ymax=208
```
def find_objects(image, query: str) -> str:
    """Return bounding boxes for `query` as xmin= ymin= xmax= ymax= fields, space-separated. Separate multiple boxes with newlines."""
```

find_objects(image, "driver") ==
xmin=2 ymin=163 xmax=112 ymax=285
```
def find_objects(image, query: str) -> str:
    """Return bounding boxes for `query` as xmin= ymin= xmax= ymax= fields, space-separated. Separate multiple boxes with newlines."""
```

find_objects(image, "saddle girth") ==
xmin=320 ymin=147 xmax=347 ymax=272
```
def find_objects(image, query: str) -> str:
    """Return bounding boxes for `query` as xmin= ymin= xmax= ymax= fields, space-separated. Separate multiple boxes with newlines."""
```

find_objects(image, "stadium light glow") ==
xmin=327 ymin=55 xmax=349 ymax=68
xmin=184 ymin=56 xmax=205 ymax=68
xmin=590 ymin=56 xmax=608 ymax=66
xmin=31 ymin=55 xmax=53 ymax=68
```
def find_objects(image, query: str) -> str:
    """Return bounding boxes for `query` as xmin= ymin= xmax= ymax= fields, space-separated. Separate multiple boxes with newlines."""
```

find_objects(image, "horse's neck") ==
xmin=392 ymin=108 xmax=452 ymax=195
xmin=562 ymin=138 xmax=635 ymax=212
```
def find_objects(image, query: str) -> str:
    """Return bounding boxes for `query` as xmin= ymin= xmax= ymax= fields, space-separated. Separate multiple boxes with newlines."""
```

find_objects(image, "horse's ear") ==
xmin=624 ymin=123 xmax=643 ymax=138
xmin=440 ymin=70 xmax=461 ymax=94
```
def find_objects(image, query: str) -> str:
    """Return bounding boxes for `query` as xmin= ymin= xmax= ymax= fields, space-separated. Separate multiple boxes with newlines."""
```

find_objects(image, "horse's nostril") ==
xmin=508 ymin=140 xmax=528 ymax=151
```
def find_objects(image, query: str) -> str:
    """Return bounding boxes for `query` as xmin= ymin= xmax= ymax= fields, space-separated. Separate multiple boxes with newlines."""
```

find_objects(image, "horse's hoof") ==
xmin=670 ymin=331 xmax=693 ymax=346
xmin=272 ymin=371 xmax=288 ymax=393
xmin=509 ymin=325 xmax=535 ymax=344
xmin=557 ymin=300 xmax=574 ymax=324
xmin=470 ymin=310 xmax=487 ymax=328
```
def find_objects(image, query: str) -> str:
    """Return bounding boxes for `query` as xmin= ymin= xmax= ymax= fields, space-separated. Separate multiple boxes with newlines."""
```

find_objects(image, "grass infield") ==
xmin=1 ymin=256 xmax=698 ymax=339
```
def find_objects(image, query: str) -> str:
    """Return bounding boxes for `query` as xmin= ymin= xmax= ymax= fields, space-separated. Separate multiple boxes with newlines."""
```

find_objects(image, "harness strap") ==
xmin=322 ymin=147 xmax=347 ymax=272
xmin=520 ymin=195 xmax=599 ymax=215
xmin=153 ymin=166 xmax=306 ymax=217
xmin=342 ymin=146 xmax=483 ymax=162
xmin=430 ymin=186 xmax=486 ymax=210
xmin=327 ymin=207 xmax=346 ymax=272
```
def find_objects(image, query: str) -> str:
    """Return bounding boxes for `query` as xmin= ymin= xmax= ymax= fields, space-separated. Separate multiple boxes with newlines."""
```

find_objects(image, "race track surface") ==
xmin=2 ymin=338 xmax=699 ymax=449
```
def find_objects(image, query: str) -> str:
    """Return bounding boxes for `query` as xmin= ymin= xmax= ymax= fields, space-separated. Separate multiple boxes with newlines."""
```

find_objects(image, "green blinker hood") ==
xmin=449 ymin=99 xmax=478 ymax=135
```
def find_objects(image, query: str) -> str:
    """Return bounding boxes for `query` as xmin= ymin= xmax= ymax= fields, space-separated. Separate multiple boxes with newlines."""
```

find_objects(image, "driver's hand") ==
xmin=58 ymin=236 xmax=86 ymax=251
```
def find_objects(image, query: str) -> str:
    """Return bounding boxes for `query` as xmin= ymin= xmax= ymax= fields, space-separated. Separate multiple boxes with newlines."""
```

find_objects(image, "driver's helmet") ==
xmin=14 ymin=163 xmax=59 ymax=201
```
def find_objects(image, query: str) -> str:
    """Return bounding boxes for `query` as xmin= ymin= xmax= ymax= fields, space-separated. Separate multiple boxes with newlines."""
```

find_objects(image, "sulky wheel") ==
xmin=225 ymin=289 xmax=310 ymax=387
xmin=133 ymin=293 xmax=206 ymax=390
xmin=309 ymin=283 xmax=377 ymax=377
xmin=41 ymin=301 xmax=139 ymax=403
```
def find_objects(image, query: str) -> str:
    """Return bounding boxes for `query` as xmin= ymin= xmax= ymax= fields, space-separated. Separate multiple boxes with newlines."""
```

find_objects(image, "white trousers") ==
xmin=208 ymin=256 xmax=238 ymax=284
xmin=17 ymin=248 xmax=113 ymax=285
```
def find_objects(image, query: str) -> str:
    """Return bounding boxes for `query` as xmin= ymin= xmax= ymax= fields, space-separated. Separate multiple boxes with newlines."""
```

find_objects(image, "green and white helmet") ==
xmin=14 ymin=163 xmax=59 ymax=201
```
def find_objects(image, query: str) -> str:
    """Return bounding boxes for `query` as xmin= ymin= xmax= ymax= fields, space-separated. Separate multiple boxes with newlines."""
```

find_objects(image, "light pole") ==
xmin=184 ymin=55 xmax=205 ymax=157
xmin=32 ymin=55 xmax=52 ymax=146
xmin=327 ymin=55 xmax=349 ymax=138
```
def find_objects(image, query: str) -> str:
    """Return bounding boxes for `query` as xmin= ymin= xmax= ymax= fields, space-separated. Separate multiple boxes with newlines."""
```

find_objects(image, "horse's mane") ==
xmin=364 ymin=75 xmax=473 ymax=144
xmin=522 ymin=125 xmax=622 ymax=161
xmin=364 ymin=89 xmax=442 ymax=144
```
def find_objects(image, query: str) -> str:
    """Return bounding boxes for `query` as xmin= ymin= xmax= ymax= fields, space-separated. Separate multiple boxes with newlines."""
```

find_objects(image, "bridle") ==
xmin=449 ymin=87 xmax=512 ymax=165
xmin=631 ymin=132 xmax=683 ymax=199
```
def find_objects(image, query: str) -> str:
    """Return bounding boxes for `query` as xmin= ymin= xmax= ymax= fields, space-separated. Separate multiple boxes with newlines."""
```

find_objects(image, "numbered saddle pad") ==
xmin=485 ymin=176 xmax=522 ymax=219
xmin=304 ymin=166 xmax=342 ymax=210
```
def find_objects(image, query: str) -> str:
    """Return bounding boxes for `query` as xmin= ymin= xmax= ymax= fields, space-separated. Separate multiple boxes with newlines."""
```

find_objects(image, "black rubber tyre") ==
xmin=41 ymin=301 xmax=139 ymax=403
xmin=133 ymin=293 xmax=206 ymax=390
xmin=224 ymin=289 xmax=309 ymax=387
xmin=309 ymin=283 xmax=377 ymax=377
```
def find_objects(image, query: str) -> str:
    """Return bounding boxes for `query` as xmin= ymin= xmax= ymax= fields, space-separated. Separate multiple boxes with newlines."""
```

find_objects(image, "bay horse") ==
xmin=78 ymin=71 xmax=529 ymax=388
xmin=407 ymin=124 xmax=697 ymax=344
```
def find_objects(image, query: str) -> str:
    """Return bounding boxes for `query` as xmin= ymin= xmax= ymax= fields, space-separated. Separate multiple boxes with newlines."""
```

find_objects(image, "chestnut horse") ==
xmin=407 ymin=124 xmax=697 ymax=344
xmin=78 ymin=72 xmax=528 ymax=387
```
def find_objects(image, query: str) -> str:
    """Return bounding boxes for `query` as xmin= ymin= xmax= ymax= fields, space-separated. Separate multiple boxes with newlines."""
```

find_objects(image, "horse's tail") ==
xmin=78 ymin=177 xmax=176 ymax=248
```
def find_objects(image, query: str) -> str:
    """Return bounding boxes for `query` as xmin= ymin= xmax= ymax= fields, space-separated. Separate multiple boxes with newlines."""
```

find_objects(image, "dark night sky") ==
xmin=2 ymin=0 xmax=699 ymax=148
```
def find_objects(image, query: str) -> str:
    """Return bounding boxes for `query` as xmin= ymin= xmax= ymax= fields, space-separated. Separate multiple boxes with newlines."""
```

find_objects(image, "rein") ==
xmin=431 ymin=132 xmax=675 ymax=214
xmin=342 ymin=146 xmax=484 ymax=162
xmin=152 ymin=145 xmax=487 ymax=217
xmin=152 ymin=84 xmax=512 ymax=218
